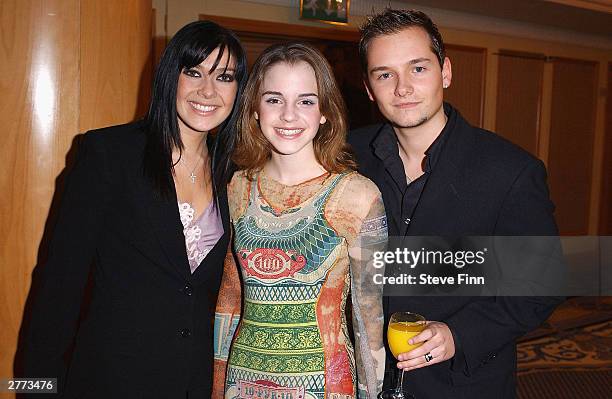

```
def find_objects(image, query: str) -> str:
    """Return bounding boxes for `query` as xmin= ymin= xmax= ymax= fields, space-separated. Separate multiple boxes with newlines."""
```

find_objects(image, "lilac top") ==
xmin=178 ymin=200 xmax=223 ymax=273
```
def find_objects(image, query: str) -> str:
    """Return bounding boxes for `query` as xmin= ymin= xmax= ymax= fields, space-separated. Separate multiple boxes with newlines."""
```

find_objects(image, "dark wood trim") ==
xmin=447 ymin=43 xmax=487 ymax=54
xmin=550 ymin=56 xmax=600 ymax=65
xmin=495 ymin=49 xmax=547 ymax=60
xmin=599 ymin=62 xmax=612 ymax=234
xmin=479 ymin=46 xmax=487 ymax=128
xmin=199 ymin=14 xmax=360 ymax=43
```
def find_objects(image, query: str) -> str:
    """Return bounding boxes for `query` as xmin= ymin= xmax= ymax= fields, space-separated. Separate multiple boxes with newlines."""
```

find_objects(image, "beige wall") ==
xmin=153 ymin=0 xmax=612 ymax=234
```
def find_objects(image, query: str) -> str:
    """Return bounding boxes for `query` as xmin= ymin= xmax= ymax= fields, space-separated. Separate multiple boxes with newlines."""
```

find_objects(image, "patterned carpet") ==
xmin=516 ymin=297 xmax=612 ymax=399
xmin=517 ymin=370 xmax=612 ymax=399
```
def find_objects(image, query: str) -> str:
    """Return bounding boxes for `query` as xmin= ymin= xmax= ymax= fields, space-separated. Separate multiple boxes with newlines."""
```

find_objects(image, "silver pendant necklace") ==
xmin=182 ymin=156 xmax=202 ymax=184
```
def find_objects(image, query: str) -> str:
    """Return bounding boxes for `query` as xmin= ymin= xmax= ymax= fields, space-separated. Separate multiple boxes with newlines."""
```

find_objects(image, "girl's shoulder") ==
xmin=228 ymin=169 xmax=250 ymax=185
xmin=227 ymin=170 xmax=254 ymax=220
xmin=325 ymin=171 xmax=385 ymax=241
xmin=333 ymin=171 xmax=383 ymax=203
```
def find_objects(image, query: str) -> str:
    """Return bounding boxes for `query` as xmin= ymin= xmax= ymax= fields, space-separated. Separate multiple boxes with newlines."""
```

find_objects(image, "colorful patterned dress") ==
xmin=214 ymin=170 xmax=387 ymax=399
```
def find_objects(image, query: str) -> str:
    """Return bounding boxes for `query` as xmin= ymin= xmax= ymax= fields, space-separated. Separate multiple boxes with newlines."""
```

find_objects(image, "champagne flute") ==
xmin=378 ymin=312 xmax=426 ymax=399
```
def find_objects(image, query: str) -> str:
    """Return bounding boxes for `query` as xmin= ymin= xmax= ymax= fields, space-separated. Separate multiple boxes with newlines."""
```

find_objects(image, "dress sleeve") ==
xmin=212 ymin=240 xmax=242 ymax=398
xmin=330 ymin=174 xmax=387 ymax=398
xmin=212 ymin=173 xmax=248 ymax=398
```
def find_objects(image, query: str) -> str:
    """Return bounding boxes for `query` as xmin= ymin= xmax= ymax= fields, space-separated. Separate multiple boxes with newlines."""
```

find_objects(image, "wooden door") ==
xmin=495 ymin=52 xmax=545 ymax=156
xmin=547 ymin=58 xmax=598 ymax=235
xmin=600 ymin=63 xmax=612 ymax=234
xmin=445 ymin=45 xmax=486 ymax=128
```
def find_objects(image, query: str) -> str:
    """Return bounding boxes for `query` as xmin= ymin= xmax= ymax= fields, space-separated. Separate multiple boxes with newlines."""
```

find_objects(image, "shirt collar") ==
xmin=371 ymin=123 xmax=399 ymax=161
xmin=371 ymin=102 xmax=456 ymax=173
xmin=424 ymin=103 xmax=456 ymax=172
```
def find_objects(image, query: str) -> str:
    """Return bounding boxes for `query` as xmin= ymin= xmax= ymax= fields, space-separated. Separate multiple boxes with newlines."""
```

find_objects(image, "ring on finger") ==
xmin=424 ymin=352 xmax=434 ymax=362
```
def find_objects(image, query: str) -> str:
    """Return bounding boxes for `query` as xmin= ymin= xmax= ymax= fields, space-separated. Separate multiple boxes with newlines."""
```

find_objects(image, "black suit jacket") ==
xmin=23 ymin=122 xmax=229 ymax=398
xmin=348 ymin=104 xmax=562 ymax=399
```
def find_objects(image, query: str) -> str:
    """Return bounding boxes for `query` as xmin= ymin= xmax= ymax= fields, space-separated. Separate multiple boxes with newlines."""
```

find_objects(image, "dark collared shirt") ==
xmin=370 ymin=107 xmax=468 ymax=381
xmin=371 ymin=106 xmax=455 ymax=234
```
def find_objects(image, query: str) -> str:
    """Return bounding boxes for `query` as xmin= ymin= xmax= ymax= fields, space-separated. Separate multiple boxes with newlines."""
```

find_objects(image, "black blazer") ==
xmin=22 ymin=122 xmax=229 ymax=398
xmin=349 ymin=104 xmax=562 ymax=399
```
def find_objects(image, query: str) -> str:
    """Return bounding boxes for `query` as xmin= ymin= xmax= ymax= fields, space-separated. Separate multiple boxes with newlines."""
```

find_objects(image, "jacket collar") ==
xmin=143 ymin=178 xmax=230 ymax=284
xmin=407 ymin=103 xmax=476 ymax=235
xmin=145 ymin=180 xmax=192 ymax=280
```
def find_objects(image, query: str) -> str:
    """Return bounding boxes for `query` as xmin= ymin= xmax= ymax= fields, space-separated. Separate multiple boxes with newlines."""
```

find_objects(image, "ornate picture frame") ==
xmin=299 ymin=0 xmax=350 ymax=25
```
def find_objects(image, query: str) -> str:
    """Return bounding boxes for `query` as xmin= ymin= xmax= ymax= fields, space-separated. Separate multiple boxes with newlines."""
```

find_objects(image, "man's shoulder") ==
xmin=454 ymin=115 xmax=540 ymax=168
xmin=473 ymin=127 xmax=539 ymax=167
xmin=348 ymin=123 xmax=385 ymax=147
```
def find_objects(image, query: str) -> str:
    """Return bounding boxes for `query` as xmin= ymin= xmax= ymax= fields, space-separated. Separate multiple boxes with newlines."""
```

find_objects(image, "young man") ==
xmin=348 ymin=9 xmax=562 ymax=398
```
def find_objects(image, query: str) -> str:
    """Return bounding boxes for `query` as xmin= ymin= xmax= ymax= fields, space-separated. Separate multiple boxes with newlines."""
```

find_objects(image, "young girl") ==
xmin=214 ymin=43 xmax=386 ymax=399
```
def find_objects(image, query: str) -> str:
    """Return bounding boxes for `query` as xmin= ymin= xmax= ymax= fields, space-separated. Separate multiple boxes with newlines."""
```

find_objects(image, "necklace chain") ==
xmin=181 ymin=156 xmax=202 ymax=184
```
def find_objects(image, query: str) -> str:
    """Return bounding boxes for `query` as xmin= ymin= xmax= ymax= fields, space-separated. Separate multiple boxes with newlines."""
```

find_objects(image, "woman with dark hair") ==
xmin=22 ymin=21 xmax=247 ymax=398
xmin=213 ymin=43 xmax=386 ymax=398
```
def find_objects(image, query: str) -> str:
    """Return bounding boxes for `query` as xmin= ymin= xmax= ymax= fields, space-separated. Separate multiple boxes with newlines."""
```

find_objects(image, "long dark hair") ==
xmin=143 ymin=20 xmax=247 ymax=198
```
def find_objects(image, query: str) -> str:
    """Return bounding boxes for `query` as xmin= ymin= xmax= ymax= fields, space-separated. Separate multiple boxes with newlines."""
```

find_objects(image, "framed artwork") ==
xmin=300 ymin=0 xmax=350 ymax=25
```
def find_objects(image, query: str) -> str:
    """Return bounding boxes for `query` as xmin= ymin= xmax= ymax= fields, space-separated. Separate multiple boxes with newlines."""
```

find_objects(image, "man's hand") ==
xmin=396 ymin=321 xmax=456 ymax=371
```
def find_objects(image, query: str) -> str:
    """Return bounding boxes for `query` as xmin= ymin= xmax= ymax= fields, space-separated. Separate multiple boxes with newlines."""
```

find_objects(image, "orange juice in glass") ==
xmin=388 ymin=319 xmax=426 ymax=357
xmin=378 ymin=312 xmax=426 ymax=399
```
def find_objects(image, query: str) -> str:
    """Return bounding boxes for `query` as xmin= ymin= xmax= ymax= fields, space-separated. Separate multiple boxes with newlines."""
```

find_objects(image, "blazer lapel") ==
xmin=407 ymin=119 xmax=475 ymax=236
xmin=366 ymin=125 xmax=408 ymax=236
xmin=145 ymin=184 xmax=191 ymax=280
xmin=218 ymin=188 xmax=231 ymax=245
xmin=367 ymin=159 xmax=402 ymax=230
xmin=407 ymin=155 xmax=460 ymax=235
xmin=190 ymin=188 xmax=231 ymax=284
